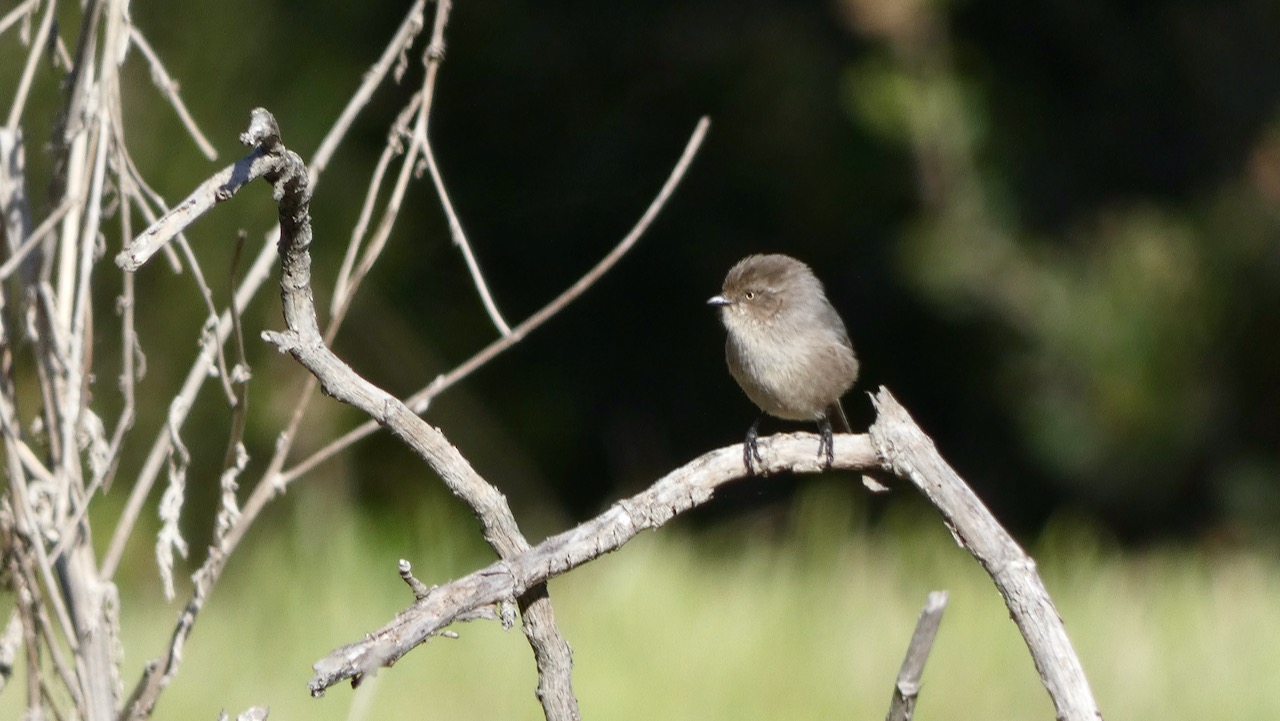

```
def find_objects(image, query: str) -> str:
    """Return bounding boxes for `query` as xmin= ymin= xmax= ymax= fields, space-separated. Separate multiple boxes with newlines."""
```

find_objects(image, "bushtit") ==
xmin=708 ymin=253 xmax=858 ymax=473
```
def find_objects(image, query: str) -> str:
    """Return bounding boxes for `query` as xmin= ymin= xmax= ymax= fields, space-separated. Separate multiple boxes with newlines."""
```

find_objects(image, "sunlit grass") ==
xmin=4 ymin=482 xmax=1279 ymax=720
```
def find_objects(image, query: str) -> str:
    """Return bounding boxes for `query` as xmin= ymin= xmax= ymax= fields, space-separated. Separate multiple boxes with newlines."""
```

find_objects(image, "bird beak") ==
xmin=707 ymin=295 xmax=732 ymax=307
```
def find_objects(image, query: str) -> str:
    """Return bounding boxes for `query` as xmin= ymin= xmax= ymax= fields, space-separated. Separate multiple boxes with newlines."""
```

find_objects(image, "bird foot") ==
xmin=743 ymin=416 xmax=765 ymax=475
xmin=818 ymin=416 xmax=835 ymax=470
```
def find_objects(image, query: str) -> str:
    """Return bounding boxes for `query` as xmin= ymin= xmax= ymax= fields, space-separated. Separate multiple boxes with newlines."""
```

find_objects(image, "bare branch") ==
xmin=868 ymin=389 xmax=1102 ymax=721
xmin=308 ymin=432 xmax=880 ymax=693
xmin=115 ymin=147 xmax=277 ymax=270
xmin=398 ymin=559 xmax=432 ymax=600
xmin=106 ymin=8 xmax=708 ymax=714
xmin=327 ymin=1 xmax=434 ymax=319
xmin=885 ymin=590 xmax=948 ymax=721
xmin=212 ymin=232 xmax=251 ymax=546
xmin=335 ymin=0 xmax=510 ymax=337
xmin=100 ymin=185 xmax=139 ymax=492
xmin=329 ymin=101 xmax=421 ymax=321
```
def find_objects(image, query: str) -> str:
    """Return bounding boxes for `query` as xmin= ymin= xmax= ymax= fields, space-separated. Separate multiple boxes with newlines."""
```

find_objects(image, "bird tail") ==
xmin=825 ymin=400 xmax=851 ymax=434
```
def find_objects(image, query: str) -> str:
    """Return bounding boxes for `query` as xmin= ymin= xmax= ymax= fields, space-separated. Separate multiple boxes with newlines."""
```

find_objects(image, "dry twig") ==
xmin=885 ymin=590 xmax=948 ymax=721
xmin=868 ymin=391 xmax=1103 ymax=720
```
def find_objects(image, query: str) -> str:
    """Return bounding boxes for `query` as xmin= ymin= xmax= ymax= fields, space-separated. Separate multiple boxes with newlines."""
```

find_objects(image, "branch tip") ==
xmin=398 ymin=559 xmax=430 ymax=599
xmin=240 ymin=108 xmax=281 ymax=151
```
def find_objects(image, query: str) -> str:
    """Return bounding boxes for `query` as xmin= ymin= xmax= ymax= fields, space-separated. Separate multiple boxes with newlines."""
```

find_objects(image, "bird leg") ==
xmin=743 ymin=415 xmax=765 ymax=475
xmin=818 ymin=414 xmax=835 ymax=470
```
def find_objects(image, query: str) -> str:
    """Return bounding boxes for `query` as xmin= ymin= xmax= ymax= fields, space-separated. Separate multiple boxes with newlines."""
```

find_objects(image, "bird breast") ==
xmin=724 ymin=314 xmax=858 ymax=421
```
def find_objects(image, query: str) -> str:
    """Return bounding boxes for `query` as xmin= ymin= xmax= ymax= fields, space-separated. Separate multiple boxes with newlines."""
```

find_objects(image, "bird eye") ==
xmin=744 ymin=291 xmax=756 ymax=300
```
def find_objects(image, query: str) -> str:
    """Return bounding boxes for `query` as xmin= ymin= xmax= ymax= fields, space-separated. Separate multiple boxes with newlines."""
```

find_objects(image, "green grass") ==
xmin=5 ymin=483 xmax=1280 ymax=720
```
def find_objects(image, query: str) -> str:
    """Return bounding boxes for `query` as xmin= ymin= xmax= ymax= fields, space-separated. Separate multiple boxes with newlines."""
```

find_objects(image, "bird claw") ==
xmin=744 ymin=416 xmax=836 ymax=473
xmin=818 ymin=416 xmax=835 ymax=470
xmin=743 ymin=416 xmax=765 ymax=475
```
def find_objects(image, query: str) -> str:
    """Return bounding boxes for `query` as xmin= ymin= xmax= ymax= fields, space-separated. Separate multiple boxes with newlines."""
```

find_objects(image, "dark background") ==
xmin=8 ymin=0 xmax=1279 ymax=547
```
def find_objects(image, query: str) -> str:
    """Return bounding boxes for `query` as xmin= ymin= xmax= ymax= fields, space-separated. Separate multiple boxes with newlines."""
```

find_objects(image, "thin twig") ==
xmin=0 ymin=196 xmax=78 ymax=281
xmin=0 ymin=0 xmax=39 ymax=39
xmin=66 ymin=109 xmax=110 ymax=447
xmin=331 ymin=95 xmax=419 ymax=317
xmin=421 ymin=135 xmax=510 ymax=335
xmin=414 ymin=3 xmax=510 ymax=336
xmin=115 ymin=146 xmax=276 ymax=270
xmin=214 ymin=230 xmax=251 ymax=549
xmin=101 ymin=170 xmax=139 ymax=492
xmin=172 ymin=235 xmax=237 ymax=404
xmin=3 ymin=0 xmax=55 ymax=130
xmin=9 ymin=435 xmax=54 ymax=485
xmin=128 ymin=29 xmax=218 ymax=160
xmin=331 ymin=99 xmax=422 ymax=323
xmin=338 ymin=0 xmax=511 ymax=339
xmin=109 ymin=115 xmax=185 ymax=272
xmin=885 ymin=590 xmax=949 ymax=721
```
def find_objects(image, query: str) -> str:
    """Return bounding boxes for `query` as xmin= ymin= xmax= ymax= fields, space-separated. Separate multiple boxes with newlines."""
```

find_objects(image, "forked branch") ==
xmin=309 ymin=432 xmax=881 ymax=692
xmin=310 ymin=388 xmax=1103 ymax=721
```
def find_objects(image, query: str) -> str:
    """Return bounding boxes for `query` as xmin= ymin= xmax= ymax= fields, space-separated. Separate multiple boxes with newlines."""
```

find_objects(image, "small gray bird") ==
xmin=708 ymin=253 xmax=859 ymax=473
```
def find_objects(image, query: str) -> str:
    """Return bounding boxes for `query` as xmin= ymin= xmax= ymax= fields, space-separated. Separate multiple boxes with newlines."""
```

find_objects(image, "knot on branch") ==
xmin=260 ymin=329 xmax=303 ymax=354
xmin=239 ymin=108 xmax=282 ymax=152
xmin=399 ymin=559 xmax=431 ymax=599
xmin=425 ymin=39 xmax=446 ymax=63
